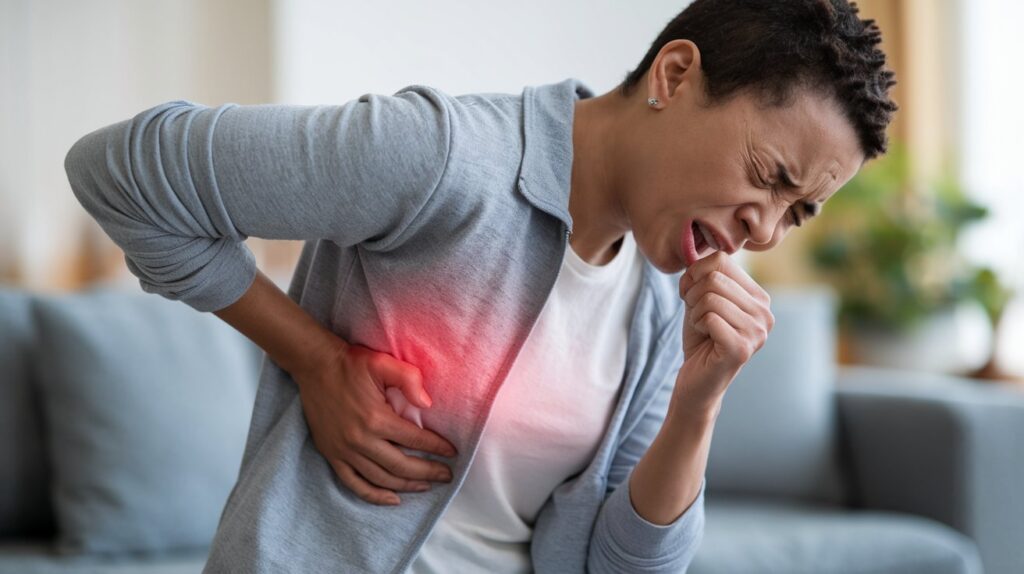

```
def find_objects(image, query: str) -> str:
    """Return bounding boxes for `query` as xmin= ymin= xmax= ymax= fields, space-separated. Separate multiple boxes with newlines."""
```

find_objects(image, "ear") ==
xmin=645 ymin=39 xmax=703 ymax=108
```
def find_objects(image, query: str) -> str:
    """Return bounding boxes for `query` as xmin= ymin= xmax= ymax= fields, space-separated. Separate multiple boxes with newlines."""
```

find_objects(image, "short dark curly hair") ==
xmin=620 ymin=0 xmax=898 ymax=159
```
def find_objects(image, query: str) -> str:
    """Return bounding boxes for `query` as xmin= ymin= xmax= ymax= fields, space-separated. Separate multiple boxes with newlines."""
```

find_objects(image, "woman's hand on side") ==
xmin=675 ymin=251 xmax=775 ymax=415
xmin=293 ymin=339 xmax=459 ymax=506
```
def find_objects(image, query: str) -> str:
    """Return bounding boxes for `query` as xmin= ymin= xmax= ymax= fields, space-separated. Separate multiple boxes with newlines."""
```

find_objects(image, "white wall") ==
xmin=959 ymin=0 xmax=1024 ymax=373
xmin=960 ymin=0 xmax=1024 ymax=286
xmin=270 ymin=0 xmax=691 ymax=103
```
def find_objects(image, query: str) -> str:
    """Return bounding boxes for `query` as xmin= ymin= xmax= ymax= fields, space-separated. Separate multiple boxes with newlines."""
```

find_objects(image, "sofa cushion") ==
xmin=0 ymin=287 xmax=54 ymax=538
xmin=690 ymin=496 xmax=982 ymax=574
xmin=30 ymin=288 xmax=261 ymax=554
xmin=705 ymin=286 xmax=846 ymax=503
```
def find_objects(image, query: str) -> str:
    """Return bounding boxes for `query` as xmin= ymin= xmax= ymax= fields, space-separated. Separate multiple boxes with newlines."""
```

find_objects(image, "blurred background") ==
xmin=2 ymin=2 xmax=1023 ymax=573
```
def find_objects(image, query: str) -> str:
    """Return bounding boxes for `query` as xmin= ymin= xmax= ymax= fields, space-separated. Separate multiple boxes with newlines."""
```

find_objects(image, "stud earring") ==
xmin=648 ymin=97 xmax=660 ymax=107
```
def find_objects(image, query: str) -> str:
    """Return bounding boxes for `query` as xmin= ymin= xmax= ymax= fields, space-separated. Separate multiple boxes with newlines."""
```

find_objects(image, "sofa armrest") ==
xmin=835 ymin=365 xmax=1024 ymax=574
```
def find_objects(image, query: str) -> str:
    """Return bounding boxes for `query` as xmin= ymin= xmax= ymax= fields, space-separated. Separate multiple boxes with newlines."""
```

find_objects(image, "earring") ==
xmin=648 ymin=97 xmax=660 ymax=107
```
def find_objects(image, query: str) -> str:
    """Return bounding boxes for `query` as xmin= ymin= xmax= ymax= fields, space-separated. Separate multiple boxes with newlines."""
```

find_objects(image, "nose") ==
xmin=737 ymin=204 xmax=779 ymax=247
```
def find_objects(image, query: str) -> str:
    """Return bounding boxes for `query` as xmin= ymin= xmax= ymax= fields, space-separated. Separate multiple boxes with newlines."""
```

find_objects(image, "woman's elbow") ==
xmin=64 ymin=128 xmax=107 ymax=212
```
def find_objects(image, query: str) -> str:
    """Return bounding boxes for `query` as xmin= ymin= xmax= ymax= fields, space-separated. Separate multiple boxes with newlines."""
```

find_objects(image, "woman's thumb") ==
xmin=372 ymin=354 xmax=432 ymax=409
xmin=385 ymin=387 xmax=425 ymax=429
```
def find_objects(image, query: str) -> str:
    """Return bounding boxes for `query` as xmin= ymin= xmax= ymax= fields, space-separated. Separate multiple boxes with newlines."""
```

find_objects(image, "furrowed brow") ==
xmin=776 ymin=164 xmax=798 ymax=189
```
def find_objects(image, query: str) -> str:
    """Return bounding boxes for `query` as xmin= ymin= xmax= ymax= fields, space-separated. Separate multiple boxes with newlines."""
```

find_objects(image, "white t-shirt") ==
xmin=407 ymin=230 xmax=645 ymax=573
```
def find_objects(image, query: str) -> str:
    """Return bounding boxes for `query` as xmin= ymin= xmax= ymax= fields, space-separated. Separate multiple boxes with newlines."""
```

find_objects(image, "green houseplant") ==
xmin=805 ymin=144 xmax=1012 ymax=374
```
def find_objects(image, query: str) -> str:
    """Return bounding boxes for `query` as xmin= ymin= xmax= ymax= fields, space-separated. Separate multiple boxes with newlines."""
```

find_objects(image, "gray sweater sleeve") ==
xmin=63 ymin=88 xmax=452 ymax=312
xmin=586 ymin=354 xmax=706 ymax=573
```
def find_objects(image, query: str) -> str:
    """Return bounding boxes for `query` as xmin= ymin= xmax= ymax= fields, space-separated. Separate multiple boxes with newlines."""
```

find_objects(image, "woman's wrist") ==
xmin=213 ymin=269 xmax=347 ymax=383
xmin=668 ymin=365 xmax=727 ymax=425
xmin=281 ymin=325 xmax=342 ymax=384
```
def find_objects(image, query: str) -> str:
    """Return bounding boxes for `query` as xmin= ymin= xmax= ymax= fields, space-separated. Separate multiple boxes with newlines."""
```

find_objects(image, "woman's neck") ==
xmin=568 ymin=89 xmax=632 ymax=266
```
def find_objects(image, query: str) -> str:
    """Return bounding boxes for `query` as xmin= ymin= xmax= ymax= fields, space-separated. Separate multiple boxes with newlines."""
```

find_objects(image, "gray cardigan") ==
xmin=64 ymin=77 xmax=705 ymax=573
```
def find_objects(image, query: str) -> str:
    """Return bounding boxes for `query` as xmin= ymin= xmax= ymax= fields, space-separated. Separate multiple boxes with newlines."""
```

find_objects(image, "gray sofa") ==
xmin=1 ymin=283 xmax=1021 ymax=573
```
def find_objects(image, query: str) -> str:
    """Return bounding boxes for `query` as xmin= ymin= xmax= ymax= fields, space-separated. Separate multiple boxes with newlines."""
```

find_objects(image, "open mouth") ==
xmin=682 ymin=219 xmax=725 ymax=267
xmin=692 ymin=221 xmax=707 ymax=254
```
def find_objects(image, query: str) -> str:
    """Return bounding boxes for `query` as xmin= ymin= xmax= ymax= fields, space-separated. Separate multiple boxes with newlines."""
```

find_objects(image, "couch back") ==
xmin=705 ymin=285 xmax=848 ymax=505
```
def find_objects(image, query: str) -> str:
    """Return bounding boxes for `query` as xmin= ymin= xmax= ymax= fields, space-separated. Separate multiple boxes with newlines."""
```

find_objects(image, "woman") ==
xmin=64 ymin=0 xmax=896 ymax=572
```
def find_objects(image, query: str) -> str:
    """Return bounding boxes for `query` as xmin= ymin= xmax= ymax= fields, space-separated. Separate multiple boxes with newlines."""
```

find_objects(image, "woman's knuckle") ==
xmin=698 ymin=291 xmax=716 ymax=307
xmin=433 ymin=464 xmax=453 ymax=481
xmin=382 ymin=476 xmax=404 ymax=492
xmin=756 ymin=327 xmax=768 ymax=346
xmin=344 ymin=427 xmax=367 ymax=449
xmin=744 ymin=341 xmax=757 ymax=358
xmin=359 ymin=463 xmax=384 ymax=483
xmin=407 ymin=364 xmax=424 ymax=383
xmin=331 ymin=460 xmax=347 ymax=477
xmin=705 ymin=292 xmax=728 ymax=311
xmin=402 ymin=460 xmax=428 ymax=480
xmin=365 ymin=411 xmax=388 ymax=435
xmin=372 ymin=460 xmax=397 ymax=479
xmin=365 ymin=351 xmax=383 ymax=369
xmin=356 ymin=485 xmax=375 ymax=502
xmin=403 ymin=432 xmax=426 ymax=451
xmin=685 ymin=288 xmax=703 ymax=307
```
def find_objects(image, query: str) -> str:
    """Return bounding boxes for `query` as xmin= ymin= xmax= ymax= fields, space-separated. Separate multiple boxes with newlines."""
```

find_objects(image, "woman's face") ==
xmin=617 ymin=60 xmax=865 ymax=274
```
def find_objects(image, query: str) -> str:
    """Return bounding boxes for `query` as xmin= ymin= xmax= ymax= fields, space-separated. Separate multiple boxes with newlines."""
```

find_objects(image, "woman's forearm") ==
xmin=213 ymin=269 xmax=343 ymax=380
xmin=627 ymin=370 xmax=722 ymax=526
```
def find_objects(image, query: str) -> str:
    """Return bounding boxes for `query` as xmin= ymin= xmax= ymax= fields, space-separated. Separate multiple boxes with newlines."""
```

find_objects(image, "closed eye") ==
xmin=757 ymin=173 xmax=801 ymax=227
xmin=772 ymin=165 xmax=823 ymax=227
xmin=773 ymin=164 xmax=805 ymax=227
xmin=780 ymin=191 xmax=801 ymax=227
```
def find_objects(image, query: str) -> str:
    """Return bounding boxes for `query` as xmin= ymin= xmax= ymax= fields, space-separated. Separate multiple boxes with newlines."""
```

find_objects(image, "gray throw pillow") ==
xmin=0 ymin=287 xmax=55 ymax=537
xmin=31 ymin=287 xmax=262 ymax=554
xmin=705 ymin=286 xmax=847 ymax=504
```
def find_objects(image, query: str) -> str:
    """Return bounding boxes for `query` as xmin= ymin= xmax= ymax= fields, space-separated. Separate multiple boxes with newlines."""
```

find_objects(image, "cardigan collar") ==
xmin=517 ymin=77 xmax=595 ymax=235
